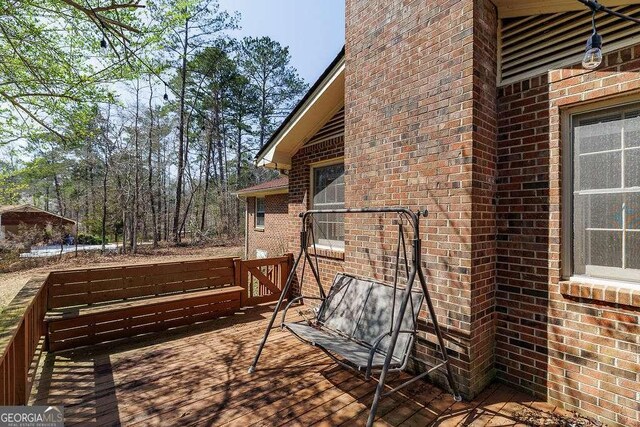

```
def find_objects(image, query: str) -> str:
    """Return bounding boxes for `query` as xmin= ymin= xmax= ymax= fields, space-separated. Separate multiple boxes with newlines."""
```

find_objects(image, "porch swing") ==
xmin=248 ymin=207 xmax=461 ymax=427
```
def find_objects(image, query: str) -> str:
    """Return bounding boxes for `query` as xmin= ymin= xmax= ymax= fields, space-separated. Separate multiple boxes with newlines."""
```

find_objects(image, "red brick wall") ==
xmin=245 ymin=193 xmax=289 ymax=259
xmin=469 ymin=0 xmax=499 ymax=396
xmin=274 ymin=4 xmax=639 ymax=424
xmin=287 ymin=135 xmax=345 ymax=297
xmin=496 ymin=74 xmax=551 ymax=398
xmin=497 ymin=44 xmax=640 ymax=427
xmin=345 ymin=0 xmax=498 ymax=398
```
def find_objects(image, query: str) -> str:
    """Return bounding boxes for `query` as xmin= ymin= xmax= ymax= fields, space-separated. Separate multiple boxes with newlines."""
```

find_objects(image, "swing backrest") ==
xmin=318 ymin=274 xmax=371 ymax=336
xmin=318 ymin=274 xmax=424 ymax=361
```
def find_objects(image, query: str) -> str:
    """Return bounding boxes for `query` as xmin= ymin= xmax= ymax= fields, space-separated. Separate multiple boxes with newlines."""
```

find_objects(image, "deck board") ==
xmin=30 ymin=305 xmax=559 ymax=426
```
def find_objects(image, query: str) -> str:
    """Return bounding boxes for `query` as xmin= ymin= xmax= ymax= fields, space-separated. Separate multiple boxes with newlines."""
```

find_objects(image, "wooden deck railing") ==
xmin=0 ymin=254 xmax=293 ymax=404
xmin=46 ymin=257 xmax=238 ymax=308
xmin=237 ymin=254 xmax=293 ymax=306
xmin=0 ymin=276 xmax=48 ymax=405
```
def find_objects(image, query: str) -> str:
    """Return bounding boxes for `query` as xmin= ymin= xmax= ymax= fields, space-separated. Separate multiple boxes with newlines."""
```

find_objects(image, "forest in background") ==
xmin=0 ymin=0 xmax=306 ymax=252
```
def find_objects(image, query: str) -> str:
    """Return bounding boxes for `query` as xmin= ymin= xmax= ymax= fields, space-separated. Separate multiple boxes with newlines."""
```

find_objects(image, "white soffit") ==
xmin=499 ymin=4 xmax=640 ymax=85
xmin=493 ymin=0 xmax=640 ymax=18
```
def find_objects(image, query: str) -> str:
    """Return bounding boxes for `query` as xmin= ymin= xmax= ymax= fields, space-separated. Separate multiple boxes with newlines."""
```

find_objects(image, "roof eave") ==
xmin=0 ymin=204 xmax=76 ymax=224
xmin=256 ymin=49 xmax=345 ymax=170
xmin=235 ymin=187 xmax=289 ymax=198
xmin=492 ymin=0 xmax=640 ymax=18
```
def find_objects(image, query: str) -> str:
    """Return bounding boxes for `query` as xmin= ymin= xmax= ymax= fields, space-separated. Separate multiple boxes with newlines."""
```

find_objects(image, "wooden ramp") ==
xmin=30 ymin=305 xmax=568 ymax=426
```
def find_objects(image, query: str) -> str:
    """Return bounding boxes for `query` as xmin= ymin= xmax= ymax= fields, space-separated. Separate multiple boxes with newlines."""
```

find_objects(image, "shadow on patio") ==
xmin=30 ymin=304 xmax=571 ymax=426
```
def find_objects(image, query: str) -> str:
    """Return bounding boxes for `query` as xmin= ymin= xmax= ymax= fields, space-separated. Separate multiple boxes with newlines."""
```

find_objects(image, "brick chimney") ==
xmin=344 ymin=0 xmax=498 ymax=398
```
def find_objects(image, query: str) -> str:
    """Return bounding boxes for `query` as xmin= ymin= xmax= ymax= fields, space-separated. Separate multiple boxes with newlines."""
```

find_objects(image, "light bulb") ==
xmin=100 ymin=38 xmax=107 ymax=49
xmin=582 ymin=48 xmax=602 ymax=69
xmin=582 ymin=32 xmax=603 ymax=70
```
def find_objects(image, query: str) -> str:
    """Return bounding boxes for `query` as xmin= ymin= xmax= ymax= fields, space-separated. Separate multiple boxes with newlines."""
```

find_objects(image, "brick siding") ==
xmin=257 ymin=2 xmax=640 ymax=424
xmin=496 ymin=73 xmax=552 ymax=399
xmin=469 ymin=0 xmax=499 ymax=396
xmin=497 ymin=44 xmax=640 ymax=427
xmin=345 ymin=0 xmax=498 ymax=399
xmin=288 ymin=135 xmax=345 ymax=297
xmin=245 ymin=193 xmax=289 ymax=259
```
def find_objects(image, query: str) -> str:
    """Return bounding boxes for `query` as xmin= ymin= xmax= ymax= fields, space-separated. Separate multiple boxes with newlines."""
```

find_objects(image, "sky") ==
xmin=0 ymin=1 xmax=345 ymax=160
xmin=217 ymin=0 xmax=345 ymax=85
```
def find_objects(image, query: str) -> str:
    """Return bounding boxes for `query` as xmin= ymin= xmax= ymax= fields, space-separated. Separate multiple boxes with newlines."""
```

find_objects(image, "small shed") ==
xmin=0 ymin=205 xmax=76 ymax=241
xmin=236 ymin=177 xmax=289 ymax=259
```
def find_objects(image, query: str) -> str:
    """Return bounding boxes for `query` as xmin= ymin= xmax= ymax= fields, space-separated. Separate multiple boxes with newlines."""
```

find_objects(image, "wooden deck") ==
xmin=30 ymin=305 xmax=567 ymax=426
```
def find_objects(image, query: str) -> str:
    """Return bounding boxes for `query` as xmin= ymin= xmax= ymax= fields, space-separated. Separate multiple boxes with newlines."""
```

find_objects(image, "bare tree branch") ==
xmin=0 ymin=90 xmax=67 ymax=141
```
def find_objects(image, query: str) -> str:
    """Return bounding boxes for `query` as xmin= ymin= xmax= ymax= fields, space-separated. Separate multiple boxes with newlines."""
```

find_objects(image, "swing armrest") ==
xmin=281 ymin=296 xmax=326 ymax=325
xmin=365 ymin=330 xmax=416 ymax=379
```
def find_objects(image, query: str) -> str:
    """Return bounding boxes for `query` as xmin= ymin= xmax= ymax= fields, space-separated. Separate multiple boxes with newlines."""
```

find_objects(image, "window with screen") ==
xmin=255 ymin=197 xmax=265 ymax=229
xmin=312 ymin=163 xmax=345 ymax=249
xmin=571 ymin=106 xmax=640 ymax=283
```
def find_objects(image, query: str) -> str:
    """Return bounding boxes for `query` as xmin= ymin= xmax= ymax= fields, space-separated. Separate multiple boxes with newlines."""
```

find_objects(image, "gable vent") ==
xmin=304 ymin=107 xmax=344 ymax=146
xmin=499 ymin=5 xmax=640 ymax=85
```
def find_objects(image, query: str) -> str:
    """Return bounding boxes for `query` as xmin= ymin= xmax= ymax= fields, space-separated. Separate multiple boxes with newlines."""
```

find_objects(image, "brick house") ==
xmin=0 ymin=204 xmax=76 ymax=242
xmin=254 ymin=2 xmax=640 ymax=426
xmin=236 ymin=176 xmax=289 ymax=259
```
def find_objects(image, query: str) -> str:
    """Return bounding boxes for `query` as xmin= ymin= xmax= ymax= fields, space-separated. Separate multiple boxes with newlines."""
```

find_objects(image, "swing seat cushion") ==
xmin=283 ymin=273 xmax=424 ymax=370
xmin=284 ymin=322 xmax=397 ymax=368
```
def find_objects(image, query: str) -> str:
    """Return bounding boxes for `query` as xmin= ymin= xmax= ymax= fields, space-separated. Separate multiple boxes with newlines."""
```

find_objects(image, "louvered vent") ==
xmin=499 ymin=5 xmax=640 ymax=85
xmin=304 ymin=107 xmax=344 ymax=146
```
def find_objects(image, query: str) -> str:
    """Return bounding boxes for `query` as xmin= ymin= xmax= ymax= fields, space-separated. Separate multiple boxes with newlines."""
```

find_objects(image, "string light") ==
xmin=582 ymin=10 xmax=602 ymax=70
xmin=95 ymin=0 xmax=108 ymax=51
xmin=577 ymin=0 xmax=640 ymax=70
xmin=163 ymin=83 xmax=169 ymax=101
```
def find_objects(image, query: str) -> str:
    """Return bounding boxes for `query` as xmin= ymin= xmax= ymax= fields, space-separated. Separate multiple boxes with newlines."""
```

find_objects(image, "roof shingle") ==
xmin=236 ymin=176 xmax=289 ymax=196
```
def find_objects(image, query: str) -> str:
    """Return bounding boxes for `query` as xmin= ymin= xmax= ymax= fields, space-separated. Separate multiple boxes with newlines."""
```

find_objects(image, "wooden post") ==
xmin=283 ymin=253 xmax=294 ymax=298
xmin=14 ymin=320 xmax=26 ymax=405
xmin=234 ymin=258 xmax=246 ymax=307
xmin=42 ymin=282 xmax=50 ymax=352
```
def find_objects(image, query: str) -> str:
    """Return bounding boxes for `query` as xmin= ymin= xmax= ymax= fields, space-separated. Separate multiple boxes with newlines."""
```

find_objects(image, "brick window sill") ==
xmin=307 ymin=246 xmax=345 ymax=261
xmin=559 ymin=279 xmax=640 ymax=308
xmin=254 ymin=227 xmax=265 ymax=232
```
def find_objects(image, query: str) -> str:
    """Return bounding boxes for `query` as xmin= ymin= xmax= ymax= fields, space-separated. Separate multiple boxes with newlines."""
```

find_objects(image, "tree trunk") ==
xmin=121 ymin=209 xmax=127 ymax=254
xmin=214 ymin=92 xmax=226 ymax=234
xmin=132 ymin=78 xmax=140 ymax=253
xmin=179 ymin=190 xmax=195 ymax=241
xmin=158 ymin=133 xmax=164 ymax=242
xmin=172 ymin=16 xmax=189 ymax=243
xmin=148 ymin=75 xmax=158 ymax=248
xmin=101 ymin=160 xmax=108 ymax=252
xmin=236 ymin=110 xmax=243 ymax=232
xmin=260 ymin=77 xmax=267 ymax=147
xmin=53 ymin=173 xmax=65 ymax=216
xmin=163 ymin=141 xmax=169 ymax=242
xmin=200 ymin=126 xmax=213 ymax=232
xmin=100 ymin=105 xmax=111 ymax=253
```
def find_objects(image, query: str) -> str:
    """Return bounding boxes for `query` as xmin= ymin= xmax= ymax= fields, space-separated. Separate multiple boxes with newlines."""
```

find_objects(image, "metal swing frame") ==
xmin=248 ymin=207 xmax=461 ymax=427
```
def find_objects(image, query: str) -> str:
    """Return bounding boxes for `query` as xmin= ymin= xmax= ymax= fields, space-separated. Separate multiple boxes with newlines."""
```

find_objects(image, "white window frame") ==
xmin=563 ymin=98 xmax=640 ymax=286
xmin=255 ymin=197 xmax=265 ymax=230
xmin=310 ymin=158 xmax=345 ymax=251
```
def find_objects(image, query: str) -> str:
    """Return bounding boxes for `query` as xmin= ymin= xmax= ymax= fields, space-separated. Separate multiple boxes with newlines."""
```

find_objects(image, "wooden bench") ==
xmin=45 ymin=258 xmax=243 ymax=351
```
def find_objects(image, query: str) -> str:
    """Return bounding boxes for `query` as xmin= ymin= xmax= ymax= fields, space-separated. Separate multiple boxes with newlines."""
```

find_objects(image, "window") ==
xmin=570 ymin=105 xmax=640 ymax=283
xmin=255 ymin=197 xmax=265 ymax=229
xmin=312 ymin=162 xmax=345 ymax=250
xmin=256 ymin=249 xmax=268 ymax=259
